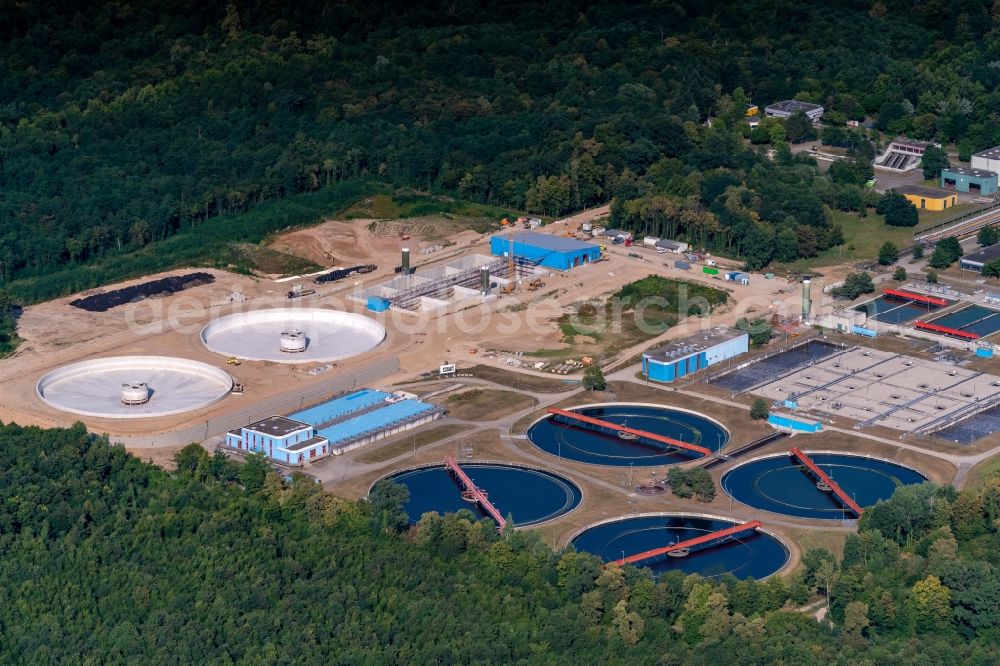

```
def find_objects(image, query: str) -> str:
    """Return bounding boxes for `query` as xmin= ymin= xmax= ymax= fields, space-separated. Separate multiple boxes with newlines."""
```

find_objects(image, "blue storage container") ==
xmin=367 ymin=296 xmax=390 ymax=312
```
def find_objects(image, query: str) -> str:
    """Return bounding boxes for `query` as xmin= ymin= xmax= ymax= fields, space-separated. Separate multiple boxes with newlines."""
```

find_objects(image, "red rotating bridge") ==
xmin=443 ymin=456 xmax=507 ymax=530
xmin=914 ymin=320 xmax=980 ymax=340
xmin=547 ymin=408 xmax=712 ymax=457
xmin=882 ymin=288 xmax=948 ymax=308
xmin=610 ymin=520 xmax=764 ymax=567
xmin=789 ymin=447 xmax=863 ymax=517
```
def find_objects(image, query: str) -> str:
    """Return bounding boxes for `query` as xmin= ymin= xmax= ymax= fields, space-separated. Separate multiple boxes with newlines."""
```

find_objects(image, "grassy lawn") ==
xmin=445 ymin=389 xmax=535 ymax=421
xmin=529 ymin=276 xmax=729 ymax=362
xmin=354 ymin=424 xmax=468 ymax=464
xmin=342 ymin=190 xmax=515 ymax=233
xmin=784 ymin=528 xmax=850 ymax=568
xmin=777 ymin=203 xmax=985 ymax=271
xmin=781 ymin=210 xmax=916 ymax=269
xmin=223 ymin=242 xmax=320 ymax=277
xmin=963 ymin=455 xmax=1000 ymax=491
xmin=465 ymin=364 xmax=577 ymax=393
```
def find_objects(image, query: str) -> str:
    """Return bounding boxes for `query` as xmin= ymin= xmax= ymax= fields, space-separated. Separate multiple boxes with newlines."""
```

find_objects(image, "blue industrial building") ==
xmin=227 ymin=389 xmax=445 ymax=465
xmin=641 ymin=328 xmax=749 ymax=383
xmin=489 ymin=232 xmax=601 ymax=271
xmin=941 ymin=166 xmax=998 ymax=195
xmin=226 ymin=416 xmax=330 ymax=466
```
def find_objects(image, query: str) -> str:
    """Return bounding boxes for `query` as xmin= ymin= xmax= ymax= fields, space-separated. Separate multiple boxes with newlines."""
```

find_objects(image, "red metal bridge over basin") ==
xmin=882 ymin=288 xmax=948 ymax=308
xmin=789 ymin=447 xmax=863 ymax=517
xmin=443 ymin=456 xmax=507 ymax=530
xmin=611 ymin=520 xmax=764 ymax=567
xmin=546 ymin=407 xmax=711 ymax=457
xmin=914 ymin=320 xmax=980 ymax=340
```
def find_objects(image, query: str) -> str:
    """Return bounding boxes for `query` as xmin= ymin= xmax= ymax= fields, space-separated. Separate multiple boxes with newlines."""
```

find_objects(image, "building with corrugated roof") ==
xmin=641 ymin=328 xmax=749 ymax=383
xmin=490 ymin=232 xmax=601 ymax=270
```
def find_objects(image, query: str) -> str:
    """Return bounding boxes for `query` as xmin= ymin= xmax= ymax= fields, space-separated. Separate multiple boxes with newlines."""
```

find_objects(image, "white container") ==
xmin=279 ymin=330 xmax=307 ymax=353
xmin=120 ymin=382 xmax=151 ymax=405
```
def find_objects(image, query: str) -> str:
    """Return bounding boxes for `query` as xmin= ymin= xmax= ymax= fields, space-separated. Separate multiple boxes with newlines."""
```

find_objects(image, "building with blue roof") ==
xmin=489 ymin=232 xmax=601 ymax=271
xmin=289 ymin=388 xmax=391 ymax=426
xmin=225 ymin=415 xmax=330 ymax=466
xmin=227 ymin=389 xmax=445 ymax=464
xmin=641 ymin=327 xmax=748 ymax=383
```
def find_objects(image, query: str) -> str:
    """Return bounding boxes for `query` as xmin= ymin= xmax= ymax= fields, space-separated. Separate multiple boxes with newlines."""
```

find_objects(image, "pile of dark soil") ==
xmin=70 ymin=272 xmax=215 ymax=312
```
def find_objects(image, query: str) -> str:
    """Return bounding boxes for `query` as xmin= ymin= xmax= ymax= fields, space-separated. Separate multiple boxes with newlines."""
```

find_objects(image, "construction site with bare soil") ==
xmin=6 ymin=204 xmax=1000 ymax=581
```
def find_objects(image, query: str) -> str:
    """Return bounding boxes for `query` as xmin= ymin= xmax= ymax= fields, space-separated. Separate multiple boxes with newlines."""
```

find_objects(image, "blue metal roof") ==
xmin=290 ymin=389 xmax=390 ymax=426
xmin=501 ymin=232 xmax=599 ymax=253
xmin=317 ymin=399 xmax=436 ymax=446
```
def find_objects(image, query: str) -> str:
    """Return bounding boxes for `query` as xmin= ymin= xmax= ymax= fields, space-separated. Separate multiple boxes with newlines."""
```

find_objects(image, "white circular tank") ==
xmin=120 ymin=382 xmax=151 ymax=405
xmin=279 ymin=330 xmax=307 ymax=353
xmin=37 ymin=356 xmax=232 ymax=419
xmin=201 ymin=308 xmax=385 ymax=363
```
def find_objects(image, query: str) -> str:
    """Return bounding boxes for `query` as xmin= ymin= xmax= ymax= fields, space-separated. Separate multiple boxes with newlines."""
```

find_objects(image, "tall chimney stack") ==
xmin=401 ymin=247 xmax=410 ymax=273
xmin=802 ymin=279 xmax=812 ymax=322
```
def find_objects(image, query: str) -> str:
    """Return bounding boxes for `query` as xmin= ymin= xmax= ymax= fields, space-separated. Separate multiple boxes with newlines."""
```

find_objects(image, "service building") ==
xmin=941 ymin=166 xmax=998 ymax=195
xmin=764 ymin=100 xmax=824 ymax=121
xmin=896 ymin=185 xmax=957 ymax=211
xmin=641 ymin=328 xmax=749 ymax=383
xmin=226 ymin=416 xmax=330 ymax=466
xmin=972 ymin=146 xmax=1000 ymax=175
xmin=489 ymin=232 xmax=601 ymax=271
xmin=960 ymin=243 xmax=1000 ymax=272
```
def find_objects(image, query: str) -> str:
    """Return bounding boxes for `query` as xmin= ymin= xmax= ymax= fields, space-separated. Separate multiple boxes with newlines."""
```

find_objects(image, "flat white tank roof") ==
xmin=200 ymin=308 xmax=385 ymax=363
xmin=37 ymin=356 xmax=232 ymax=419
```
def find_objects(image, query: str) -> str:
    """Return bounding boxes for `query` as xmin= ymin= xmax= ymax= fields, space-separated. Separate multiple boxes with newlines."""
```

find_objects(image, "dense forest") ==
xmin=5 ymin=0 xmax=1000 ymax=302
xmin=1 ymin=422 xmax=999 ymax=662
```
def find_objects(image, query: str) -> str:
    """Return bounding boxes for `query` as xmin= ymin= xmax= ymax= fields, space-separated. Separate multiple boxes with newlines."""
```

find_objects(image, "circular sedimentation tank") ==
xmin=379 ymin=462 xmax=582 ymax=527
xmin=721 ymin=452 xmax=927 ymax=520
xmin=571 ymin=514 xmax=789 ymax=580
xmin=37 ymin=356 xmax=232 ymax=419
xmin=200 ymin=308 xmax=385 ymax=363
xmin=526 ymin=403 xmax=729 ymax=467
